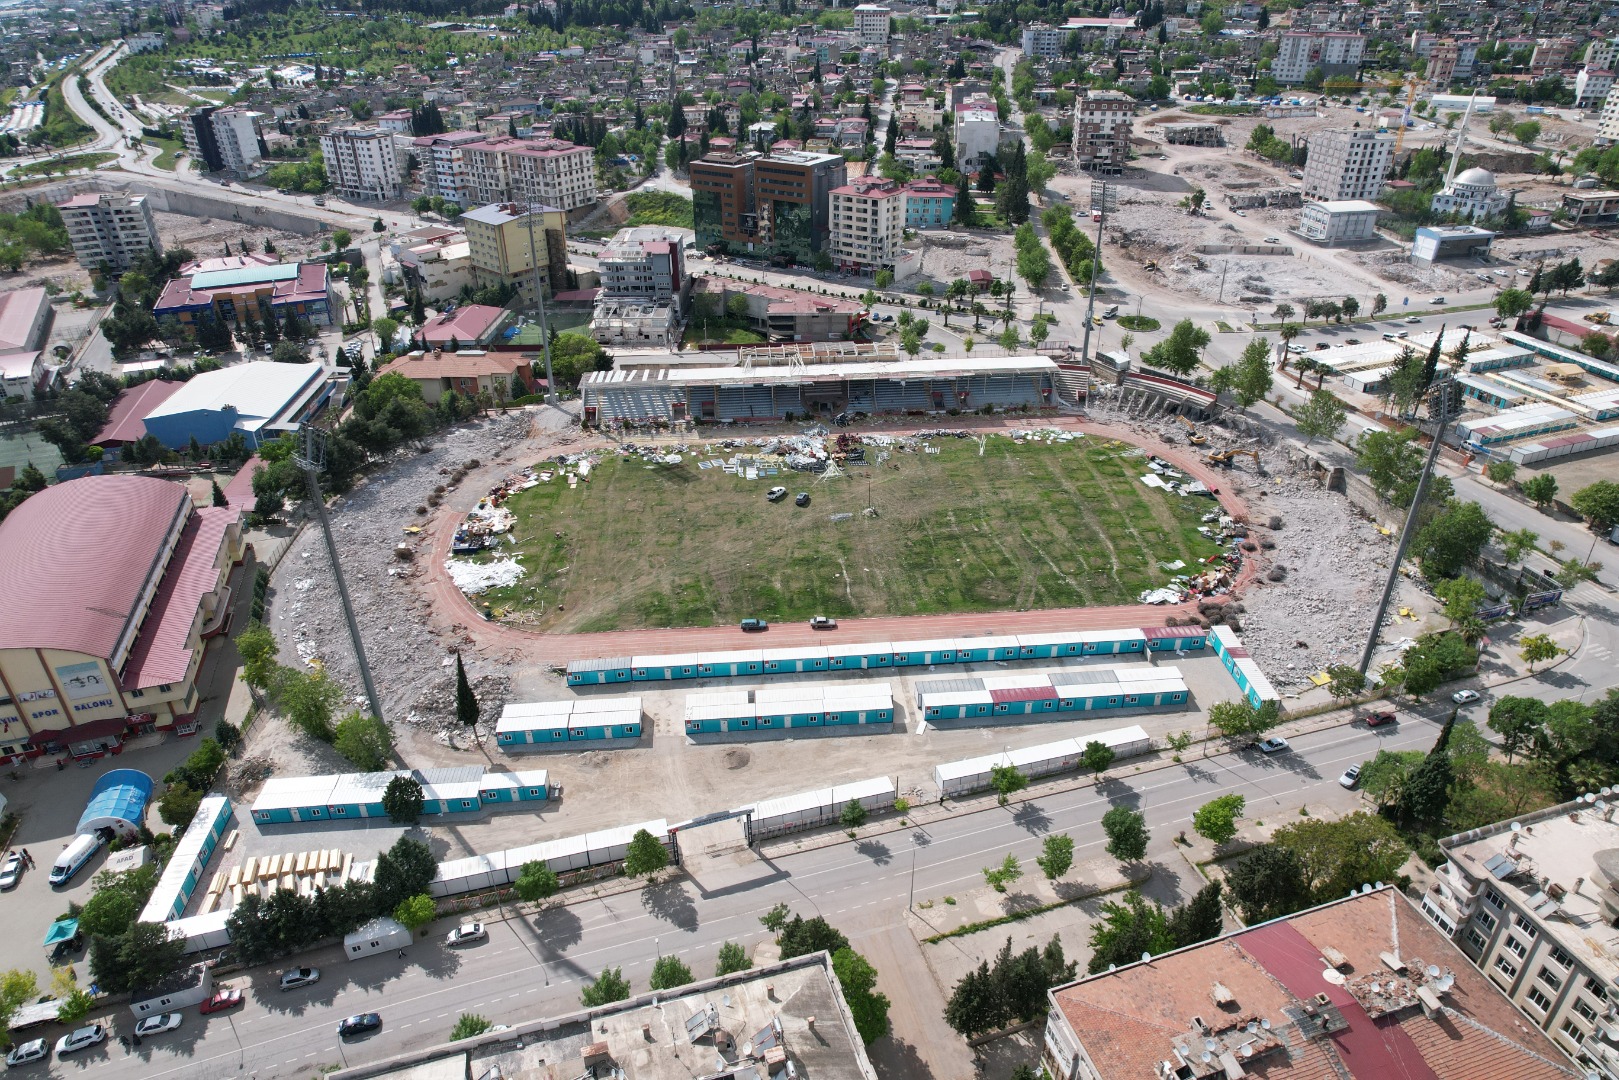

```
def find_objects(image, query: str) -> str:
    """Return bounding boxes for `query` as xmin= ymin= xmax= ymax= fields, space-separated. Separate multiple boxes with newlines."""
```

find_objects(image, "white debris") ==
xmin=444 ymin=556 xmax=524 ymax=594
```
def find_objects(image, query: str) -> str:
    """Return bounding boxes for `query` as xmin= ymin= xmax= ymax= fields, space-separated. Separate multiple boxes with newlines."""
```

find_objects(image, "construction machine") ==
xmin=1176 ymin=416 xmax=1208 ymax=445
xmin=1206 ymin=448 xmax=1263 ymax=472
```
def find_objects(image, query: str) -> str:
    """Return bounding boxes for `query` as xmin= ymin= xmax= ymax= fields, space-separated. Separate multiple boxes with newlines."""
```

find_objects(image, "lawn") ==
xmin=681 ymin=321 xmax=768 ymax=346
xmin=469 ymin=436 xmax=1222 ymax=632
xmin=624 ymin=190 xmax=693 ymax=229
xmin=144 ymin=136 xmax=184 ymax=171
xmin=11 ymin=152 xmax=115 ymax=178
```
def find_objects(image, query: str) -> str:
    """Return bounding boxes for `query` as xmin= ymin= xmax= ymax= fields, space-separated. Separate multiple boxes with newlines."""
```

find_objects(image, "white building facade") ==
xmin=829 ymin=177 xmax=905 ymax=274
xmin=1298 ymin=199 xmax=1380 ymax=243
xmin=57 ymin=192 xmax=161 ymax=273
xmin=1430 ymin=166 xmax=1511 ymax=222
xmin=1301 ymin=128 xmax=1393 ymax=202
xmin=853 ymin=5 xmax=891 ymax=46
xmin=954 ymin=107 xmax=1000 ymax=171
xmin=319 ymin=127 xmax=402 ymax=202
xmin=1273 ymin=31 xmax=1366 ymax=85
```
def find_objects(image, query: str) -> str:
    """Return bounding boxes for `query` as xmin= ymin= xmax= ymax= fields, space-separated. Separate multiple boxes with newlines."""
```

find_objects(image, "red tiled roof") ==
xmin=93 ymin=380 xmax=184 ymax=446
xmin=120 ymin=506 xmax=236 ymax=690
xmin=219 ymin=456 xmax=261 ymax=514
xmin=416 ymin=304 xmax=506 ymax=345
xmin=0 ymin=286 xmax=46 ymax=352
xmin=379 ymin=351 xmax=532 ymax=381
xmin=0 ymin=476 xmax=190 ymax=659
xmin=989 ymin=685 xmax=1057 ymax=703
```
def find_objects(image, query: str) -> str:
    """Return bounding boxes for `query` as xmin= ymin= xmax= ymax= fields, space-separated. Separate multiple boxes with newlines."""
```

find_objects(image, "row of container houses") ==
xmin=567 ymin=626 xmax=1208 ymax=685
xmin=424 ymin=819 xmax=673 ymax=898
xmin=1209 ymin=626 xmax=1280 ymax=708
xmin=497 ymin=696 xmax=644 ymax=750
xmin=734 ymin=776 xmax=897 ymax=842
xmin=934 ymin=726 xmax=1154 ymax=797
xmin=249 ymin=765 xmax=552 ymax=824
xmin=915 ymin=665 xmax=1189 ymax=721
xmin=139 ymin=795 xmax=234 ymax=924
xmin=685 ymin=683 xmax=895 ymax=734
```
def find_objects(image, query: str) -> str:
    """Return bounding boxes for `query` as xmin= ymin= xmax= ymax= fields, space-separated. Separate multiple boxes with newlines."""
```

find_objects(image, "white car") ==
xmin=1429 ymin=297 xmax=1446 ymax=305
xmin=53 ymin=1026 xmax=104 ymax=1056
xmin=1286 ymin=343 xmax=1307 ymax=354
xmin=445 ymin=922 xmax=487 ymax=946
xmin=1256 ymin=737 xmax=1290 ymax=754
xmin=1493 ymin=269 xmax=1510 ymax=276
xmin=1516 ymin=268 xmax=1531 ymax=276
xmin=1338 ymin=764 xmax=1362 ymax=789
xmin=0 ymin=852 xmax=22 ymax=890
xmin=4 ymin=1039 xmax=48 ymax=1067
xmin=279 ymin=967 xmax=320 ymax=991
xmin=1452 ymin=689 xmax=1481 ymax=705
xmin=1263 ymin=237 xmax=1281 ymax=244
xmin=134 ymin=1013 xmax=183 ymax=1038
xmin=766 ymin=486 xmax=788 ymax=502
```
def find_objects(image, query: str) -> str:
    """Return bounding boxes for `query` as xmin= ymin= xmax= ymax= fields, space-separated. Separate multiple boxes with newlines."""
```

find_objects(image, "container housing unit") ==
xmin=496 ymin=696 xmax=643 ymax=750
xmin=915 ymin=666 xmax=1188 ymax=722
xmin=684 ymin=683 xmax=895 ymax=734
xmin=933 ymin=726 xmax=1153 ymax=797
xmin=1209 ymin=626 xmax=1280 ymax=707
xmin=250 ymin=765 xmax=550 ymax=824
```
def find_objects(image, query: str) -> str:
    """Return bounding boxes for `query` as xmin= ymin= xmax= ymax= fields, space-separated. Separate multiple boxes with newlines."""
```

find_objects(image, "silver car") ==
xmin=53 ymin=1026 xmax=104 ymax=1056
xmin=4 ymin=1039 xmax=48 ymax=1068
xmin=279 ymin=967 xmax=320 ymax=991
xmin=0 ymin=852 xmax=22 ymax=890
xmin=134 ymin=1013 xmax=183 ymax=1038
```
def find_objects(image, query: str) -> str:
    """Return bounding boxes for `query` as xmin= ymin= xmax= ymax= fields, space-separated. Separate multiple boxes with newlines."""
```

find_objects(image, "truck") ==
xmin=344 ymin=917 xmax=411 ymax=960
xmin=131 ymin=964 xmax=212 ymax=1019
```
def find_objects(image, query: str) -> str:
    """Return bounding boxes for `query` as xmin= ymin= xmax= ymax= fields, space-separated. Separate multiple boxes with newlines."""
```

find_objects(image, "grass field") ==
xmin=144 ymin=136 xmax=184 ymax=171
xmin=11 ymin=152 xmax=115 ymax=179
xmin=471 ymin=436 xmax=1221 ymax=632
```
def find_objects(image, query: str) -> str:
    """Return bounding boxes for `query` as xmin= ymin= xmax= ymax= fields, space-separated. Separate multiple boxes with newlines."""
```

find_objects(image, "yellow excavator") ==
xmin=1206 ymin=448 xmax=1263 ymax=471
xmin=1177 ymin=416 xmax=1207 ymax=445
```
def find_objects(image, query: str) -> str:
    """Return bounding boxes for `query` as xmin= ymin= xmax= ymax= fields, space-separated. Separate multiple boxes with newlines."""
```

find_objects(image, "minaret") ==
xmin=1442 ymin=90 xmax=1479 ymax=188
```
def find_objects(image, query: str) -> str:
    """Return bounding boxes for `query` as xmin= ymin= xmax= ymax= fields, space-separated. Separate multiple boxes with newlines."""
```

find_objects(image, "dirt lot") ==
xmin=151 ymin=209 xmax=336 ymax=265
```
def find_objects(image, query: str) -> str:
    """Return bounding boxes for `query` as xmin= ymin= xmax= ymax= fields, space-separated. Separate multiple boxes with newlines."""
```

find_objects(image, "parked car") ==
xmin=1396 ymin=330 xmax=1411 ymax=338
xmin=765 ymin=486 xmax=787 ymax=502
xmin=1492 ymin=269 xmax=1509 ymax=276
xmin=199 ymin=989 xmax=243 ymax=1014
xmin=1256 ymin=737 xmax=1290 ymax=754
xmin=1314 ymin=341 xmax=1330 ymax=350
xmin=4 ymin=1039 xmax=48 ymax=1068
xmin=1338 ymin=764 xmax=1362 ymax=789
xmin=809 ymin=616 xmax=838 ymax=630
xmin=739 ymin=618 xmax=768 ymax=632
xmin=1234 ymin=210 xmax=1246 ymax=216
xmin=337 ymin=1013 xmax=382 ymax=1037
xmin=134 ymin=1014 xmax=183 ymax=1038
xmin=1263 ymin=237 xmax=1282 ymax=244
xmin=1405 ymin=315 xmax=1421 ymax=323
xmin=445 ymin=922 xmax=487 ymax=947
xmin=1344 ymin=338 xmax=1361 ymax=345
xmin=53 ymin=1027 xmax=104 ymax=1056
xmin=0 ymin=852 xmax=23 ymax=890
xmin=1516 ymin=268 xmax=1531 ymax=276
xmin=1364 ymin=710 xmax=1397 ymax=728
xmin=1429 ymin=296 xmax=1446 ymax=304
xmin=795 ymin=492 xmax=811 ymax=507
xmin=1451 ymin=689 xmax=1481 ymax=705
xmin=279 ymin=968 xmax=320 ymax=991
xmin=1286 ymin=343 xmax=1307 ymax=354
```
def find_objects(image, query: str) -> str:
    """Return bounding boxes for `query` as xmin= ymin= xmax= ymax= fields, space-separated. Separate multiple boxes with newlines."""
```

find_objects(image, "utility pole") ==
xmin=521 ymin=201 xmax=558 ymax=405
xmin=1078 ymin=179 xmax=1115 ymax=365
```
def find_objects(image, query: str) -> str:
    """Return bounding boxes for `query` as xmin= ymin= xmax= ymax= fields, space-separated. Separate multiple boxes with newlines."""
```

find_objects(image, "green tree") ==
xmin=89 ymin=921 xmax=185 ymax=995
xmin=1433 ymin=576 xmax=1487 ymax=627
xmin=393 ymin=893 xmax=438 ymax=932
xmin=1571 ymin=480 xmax=1619 ymax=530
xmin=158 ymin=782 xmax=203 ymax=828
xmin=989 ymin=763 xmax=1028 ymax=805
xmin=982 ymin=852 xmax=1023 ymax=892
xmin=1494 ymin=288 xmax=1534 ymax=318
xmin=623 ymin=828 xmax=669 ymax=878
xmin=333 ymin=711 xmax=393 ymax=771
xmin=1142 ymin=319 xmax=1211 ymax=378
xmin=514 ymin=860 xmax=560 ymax=904
xmin=1324 ymin=664 xmax=1367 ymax=707
xmin=1520 ymin=632 xmax=1564 ymax=672
xmin=79 ymin=865 xmax=160 ymax=938
xmin=1500 ymin=527 xmax=1538 ymax=564
xmin=580 ymin=967 xmax=631 ymax=1007
xmin=381 ymin=774 xmax=424 ymax=824
xmin=649 ymin=955 xmax=693 ymax=990
xmin=875 ymin=269 xmax=894 ymax=289
xmin=1512 ymin=120 xmax=1541 ymax=145
xmin=760 ymin=903 xmax=791 ymax=933
xmin=0 ymin=970 xmax=38 ymax=1044
xmin=1193 ymin=794 xmax=1246 ymax=845
xmin=945 ymin=960 xmax=1007 ymax=1037
xmin=1356 ymin=428 xmax=1429 ymax=505
xmin=1101 ymin=806 xmax=1148 ymax=864
xmin=1412 ymin=501 xmax=1494 ymax=578
xmin=840 ymin=798 xmax=868 ymax=832
xmin=1080 ymin=739 xmax=1115 ymax=777
xmin=1165 ymin=881 xmax=1225 ymax=947
xmin=1484 ymin=460 xmax=1518 ymax=485
xmin=1295 ymin=388 xmax=1347 ymax=445
xmin=274 ymin=667 xmax=343 ymax=741
xmin=454 ymin=652 xmax=480 ymax=728
xmin=716 ymin=941 xmax=752 ymax=975
xmin=1271 ymin=813 xmax=1411 ymax=901
xmin=777 ymin=915 xmax=849 ymax=959
xmin=1521 ymin=473 xmax=1559 ymax=509
xmin=832 ymin=948 xmax=892 ymax=1044
xmin=1087 ymin=891 xmax=1174 ymax=973
xmin=1226 ymin=338 xmax=1274 ymax=409
xmin=1488 ymin=696 xmax=1548 ymax=760
xmin=1036 ymin=833 xmax=1075 ymax=879
xmin=1207 ymin=699 xmax=1280 ymax=742
xmin=373 ymin=836 xmax=438 ymax=914
xmin=1225 ymin=844 xmax=1313 ymax=923
xmin=451 ymin=1014 xmax=492 ymax=1040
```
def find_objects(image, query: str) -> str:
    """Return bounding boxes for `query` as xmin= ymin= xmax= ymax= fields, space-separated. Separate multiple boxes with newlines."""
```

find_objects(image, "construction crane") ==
xmin=1394 ymin=74 xmax=1420 ymax=155
xmin=1176 ymin=415 xmax=1208 ymax=445
xmin=1206 ymin=448 xmax=1264 ymax=472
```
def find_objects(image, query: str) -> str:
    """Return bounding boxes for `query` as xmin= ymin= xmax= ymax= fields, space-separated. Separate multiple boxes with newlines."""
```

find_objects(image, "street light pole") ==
xmin=521 ymin=201 xmax=558 ymax=405
xmin=1078 ymin=180 xmax=1115 ymax=366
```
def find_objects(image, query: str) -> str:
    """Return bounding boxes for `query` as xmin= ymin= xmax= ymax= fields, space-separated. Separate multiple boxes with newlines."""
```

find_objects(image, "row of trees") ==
xmin=945 ymin=936 xmax=1076 ymax=1037
xmin=1041 ymin=205 xmax=1100 ymax=290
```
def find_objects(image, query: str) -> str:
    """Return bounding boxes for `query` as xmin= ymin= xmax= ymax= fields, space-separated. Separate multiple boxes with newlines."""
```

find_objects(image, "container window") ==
xmin=528 ymin=789 xmax=540 ymax=796
xmin=332 ymin=807 xmax=345 ymax=816
xmin=994 ymin=704 xmax=1008 ymax=713
xmin=1125 ymin=695 xmax=1138 ymax=704
xmin=1109 ymin=698 xmax=1119 ymax=706
xmin=622 ymin=725 xmax=636 ymax=734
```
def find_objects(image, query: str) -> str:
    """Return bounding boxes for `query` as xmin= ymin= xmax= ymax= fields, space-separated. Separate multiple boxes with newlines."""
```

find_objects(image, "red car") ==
xmin=200 ymin=989 xmax=243 ymax=1014
xmin=1364 ymin=711 xmax=1397 ymax=728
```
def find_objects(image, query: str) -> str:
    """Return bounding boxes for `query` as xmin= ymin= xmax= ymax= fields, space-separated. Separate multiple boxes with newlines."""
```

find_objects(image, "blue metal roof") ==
xmin=189 ymin=263 xmax=300 ymax=290
xmin=77 ymin=768 xmax=155 ymax=833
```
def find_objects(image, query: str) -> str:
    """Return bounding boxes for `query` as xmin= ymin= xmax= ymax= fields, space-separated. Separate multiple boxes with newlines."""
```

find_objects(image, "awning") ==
xmin=44 ymin=918 xmax=79 ymax=947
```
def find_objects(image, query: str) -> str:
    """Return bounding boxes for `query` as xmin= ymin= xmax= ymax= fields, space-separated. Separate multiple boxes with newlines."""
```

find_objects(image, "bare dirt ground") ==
xmin=915 ymin=229 xmax=1021 ymax=291
xmin=152 ymin=209 xmax=336 ymax=265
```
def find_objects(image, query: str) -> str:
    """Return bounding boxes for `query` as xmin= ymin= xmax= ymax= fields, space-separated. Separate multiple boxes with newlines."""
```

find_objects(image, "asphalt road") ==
xmin=33 ymin=708 xmax=1501 ymax=1080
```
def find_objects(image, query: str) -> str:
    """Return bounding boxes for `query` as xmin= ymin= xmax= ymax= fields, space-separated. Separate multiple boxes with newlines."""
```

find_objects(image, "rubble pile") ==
xmin=268 ymin=411 xmax=538 ymax=765
xmin=402 ymin=660 xmax=512 ymax=744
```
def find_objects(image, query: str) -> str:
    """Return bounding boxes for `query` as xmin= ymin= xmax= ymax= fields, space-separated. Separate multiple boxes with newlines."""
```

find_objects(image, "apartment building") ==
xmin=901 ymin=176 xmax=955 ymax=230
xmin=1576 ymin=68 xmax=1616 ymax=111
xmin=1071 ymin=90 xmax=1135 ymax=174
xmin=1421 ymin=798 xmax=1619 ymax=1076
xmin=954 ymin=104 xmax=1000 ymax=171
xmin=461 ymin=137 xmax=597 ymax=212
xmin=852 ymin=4 xmax=890 ymax=47
xmin=829 ymin=176 xmax=905 ymax=274
xmin=56 ymin=192 xmax=160 ymax=274
xmin=319 ymin=127 xmax=402 ymax=202
xmin=1301 ymin=128 xmax=1393 ymax=202
xmin=459 ymin=202 xmax=568 ymax=308
xmin=1272 ymin=31 xmax=1365 ymax=85
xmin=893 ymin=136 xmax=942 ymax=173
xmin=689 ymin=150 xmax=847 ymax=263
xmin=597 ymin=227 xmax=689 ymax=311
xmin=182 ymin=106 xmax=266 ymax=176
xmin=1531 ymin=37 xmax=1578 ymax=77
xmin=1601 ymin=89 xmax=1619 ymax=143
xmin=1020 ymin=24 xmax=1072 ymax=60
xmin=412 ymin=130 xmax=485 ymax=207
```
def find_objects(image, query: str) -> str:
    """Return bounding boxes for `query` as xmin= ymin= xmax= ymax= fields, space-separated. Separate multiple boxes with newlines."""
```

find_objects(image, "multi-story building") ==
xmin=1072 ymin=90 xmax=1134 ymax=174
xmin=393 ymin=231 xmax=472 ymax=304
xmin=182 ymin=106 xmax=267 ymax=176
xmin=1601 ymin=90 xmax=1619 ymax=143
xmin=412 ymin=131 xmax=485 ymax=207
xmin=1273 ymin=31 xmax=1365 ymax=85
xmin=1531 ymin=37 xmax=1578 ymax=77
xmin=829 ymin=176 xmax=905 ymax=274
xmin=1426 ymin=42 xmax=1460 ymax=87
xmin=375 ymin=109 xmax=414 ymax=134
xmin=1431 ymin=166 xmax=1511 ymax=222
xmin=954 ymin=104 xmax=1001 ymax=171
xmin=1301 ymin=128 xmax=1393 ymax=202
xmin=318 ymin=127 xmax=401 ymax=202
xmin=1046 ymin=886 xmax=1584 ymax=1080
xmin=56 ymin=192 xmax=160 ymax=275
xmin=597 ymin=227 xmax=689 ymax=311
xmin=893 ymin=136 xmax=942 ymax=173
xmin=853 ymin=4 xmax=890 ymax=47
xmin=901 ymin=176 xmax=956 ymax=230
xmin=689 ymin=150 xmax=847 ymax=263
xmin=459 ymin=202 xmax=568 ymax=308
xmin=1299 ymin=199 xmax=1380 ymax=243
xmin=1588 ymin=38 xmax=1619 ymax=73
xmin=1575 ymin=68 xmax=1616 ymax=111
xmin=1420 ymin=798 xmax=1619 ymax=1075
xmin=152 ymin=255 xmax=333 ymax=333
xmin=460 ymin=137 xmax=597 ymax=212
xmin=1021 ymin=24 xmax=1071 ymax=60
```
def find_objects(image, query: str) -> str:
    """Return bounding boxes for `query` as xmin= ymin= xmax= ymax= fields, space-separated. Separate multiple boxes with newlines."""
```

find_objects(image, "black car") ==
xmin=795 ymin=492 xmax=811 ymax=507
xmin=337 ymin=1013 xmax=382 ymax=1037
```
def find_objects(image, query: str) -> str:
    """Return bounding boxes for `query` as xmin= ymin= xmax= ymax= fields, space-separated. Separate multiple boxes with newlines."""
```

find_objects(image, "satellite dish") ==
xmin=1371 ymin=982 xmax=1383 ymax=994
xmin=1588 ymin=793 xmax=1599 ymax=804
xmin=1375 ymin=881 xmax=1385 ymax=889
xmin=722 ymin=995 xmax=731 ymax=1008
xmin=1202 ymin=1052 xmax=1214 ymax=1064
xmin=742 ymin=1042 xmax=753 ymax=1057
xmin=1205 ymin=1039 xmax=1217 ymax=1052
xmin=1247 ymin=1022 xmax=1258 ymax=1034
xmin=1142 ymin=952 xmax=1153 ymax=964
xmin=1109 ymin=964 xmax=1117 ymax=972
xmin=1427 ymin=965 xmax=1441 ymax=978
xmin=1177 ymin=1045 xmax=1190 ymax=1057
xmin=1241 ymin=1044 xmax=1254 ymax=1059
xmin=1511 ymin=821 xmax=1522 ymax=832
xmin=1603 ymin=788 xmax=1613 ymax=797
xmin=1261 ymin=1019 xmax=1272 ymax=1031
